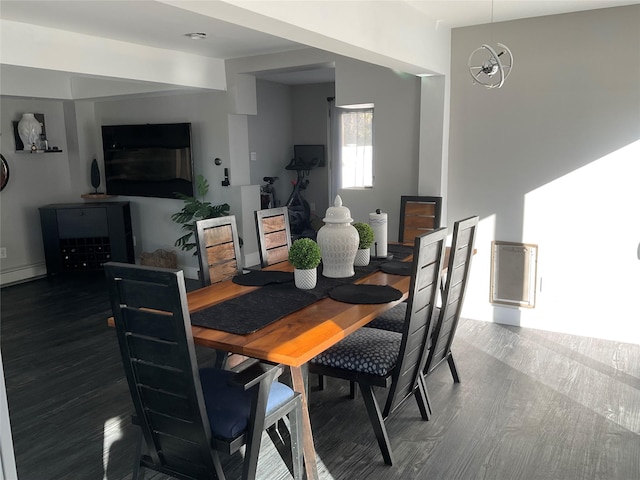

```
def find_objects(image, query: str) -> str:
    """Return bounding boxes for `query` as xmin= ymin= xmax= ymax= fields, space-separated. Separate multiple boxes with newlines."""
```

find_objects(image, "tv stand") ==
xmin=39 ymin=202 xmax=134 ymax=275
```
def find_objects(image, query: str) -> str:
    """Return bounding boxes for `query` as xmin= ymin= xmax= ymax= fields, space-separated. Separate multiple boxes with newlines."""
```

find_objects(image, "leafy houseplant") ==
xmin=288 ymin=238 xmax=321 ymax=289
xmin=353 ymin=222 xmax=374 ymax=266
xmin=172 ymin=174 xmax=230 ymax=253
xmin=353 ymin=222 xmax=375 ymax=249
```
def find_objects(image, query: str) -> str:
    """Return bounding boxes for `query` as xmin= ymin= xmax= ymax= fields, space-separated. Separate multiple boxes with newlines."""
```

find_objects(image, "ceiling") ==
xmin=1 ymin=0 xmax=638 ymax=87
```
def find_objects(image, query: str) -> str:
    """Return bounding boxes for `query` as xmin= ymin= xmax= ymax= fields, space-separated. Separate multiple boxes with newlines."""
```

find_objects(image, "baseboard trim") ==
xmin=0 ymin=264 xmax=47 ymax=287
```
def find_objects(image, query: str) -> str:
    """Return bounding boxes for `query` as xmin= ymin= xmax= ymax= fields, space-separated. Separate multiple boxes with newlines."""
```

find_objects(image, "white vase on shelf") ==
xmin=317 ymin=195 xmax=359 ymax=278
xmin=17 ymin=113 xmax=42 ymax=151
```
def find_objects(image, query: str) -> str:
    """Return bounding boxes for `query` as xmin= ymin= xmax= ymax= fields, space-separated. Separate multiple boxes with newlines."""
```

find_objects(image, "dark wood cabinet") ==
xmin=39 ymin=202 xmax=134 ymax=275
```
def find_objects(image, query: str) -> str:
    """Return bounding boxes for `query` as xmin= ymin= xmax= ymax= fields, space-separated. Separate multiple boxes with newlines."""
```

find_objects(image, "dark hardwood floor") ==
xmin=1 ymin=272 xmax=639 ymax=479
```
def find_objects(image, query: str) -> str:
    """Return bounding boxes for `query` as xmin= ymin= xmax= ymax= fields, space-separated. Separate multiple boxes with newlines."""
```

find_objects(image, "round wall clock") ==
xmin=0 ymin=154 xmax=9 ymax=191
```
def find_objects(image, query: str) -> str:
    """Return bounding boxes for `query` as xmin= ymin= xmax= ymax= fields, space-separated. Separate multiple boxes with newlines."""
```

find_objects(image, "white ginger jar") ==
xmin=317 ymin=195 xmax=359 ymax=278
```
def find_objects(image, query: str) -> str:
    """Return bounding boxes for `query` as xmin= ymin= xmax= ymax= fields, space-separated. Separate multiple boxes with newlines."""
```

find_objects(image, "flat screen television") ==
xmin=102 ymin=123 xmax=195 ymax=199
xmin=293 ymin=144 xmax=325 ymax=168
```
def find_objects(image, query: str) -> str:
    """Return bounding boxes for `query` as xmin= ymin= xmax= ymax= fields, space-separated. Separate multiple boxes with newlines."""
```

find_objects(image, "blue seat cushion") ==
xmin=367 ymin=302 xmax=406 ymax=333
xmin=199 ymin=368 xmax=294 ymax=440
xmin=311 ymin=327 xmax=402 ymax=376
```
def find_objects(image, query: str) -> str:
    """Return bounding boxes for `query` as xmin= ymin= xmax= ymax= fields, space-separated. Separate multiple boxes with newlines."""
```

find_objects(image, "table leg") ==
xmin=290 ymin=365 xmax=319 ymax=480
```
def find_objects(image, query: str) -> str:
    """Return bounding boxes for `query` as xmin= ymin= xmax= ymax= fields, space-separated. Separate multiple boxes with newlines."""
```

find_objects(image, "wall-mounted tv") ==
xmin=102 ymin=123 xmax=194 ymax=199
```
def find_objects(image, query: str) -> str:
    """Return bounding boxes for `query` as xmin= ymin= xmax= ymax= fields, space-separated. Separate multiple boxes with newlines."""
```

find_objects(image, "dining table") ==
xmin=108 ymin=243 xmax=442 ymax=480
xmin=184 ymin=243 xmax=440 ymax=480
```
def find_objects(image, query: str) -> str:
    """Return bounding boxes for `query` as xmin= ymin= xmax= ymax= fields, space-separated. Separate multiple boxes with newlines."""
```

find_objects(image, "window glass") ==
xmin=340 ymin=108 xmax=373 ymax=188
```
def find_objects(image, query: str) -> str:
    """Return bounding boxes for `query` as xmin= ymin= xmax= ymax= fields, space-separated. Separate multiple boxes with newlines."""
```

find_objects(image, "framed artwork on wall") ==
xmin=1 ymin=154 xmax=9 ymax=191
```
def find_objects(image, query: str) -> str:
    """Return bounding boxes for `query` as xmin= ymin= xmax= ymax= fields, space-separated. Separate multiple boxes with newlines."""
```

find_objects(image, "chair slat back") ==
xmin=384 ymin=227 xmax=447 ymax=415
xmin=104 ymin=262 xmax=218 ymax=477
xmin=255 ymin=207 xmax=292 ymax=268
xmin=425 ymin=216 xmax=478 ymax=376
xmin=195 ymin=216 xmax=243 ymax=286
xmin=398 ymin=195 xmax=443 ymax=244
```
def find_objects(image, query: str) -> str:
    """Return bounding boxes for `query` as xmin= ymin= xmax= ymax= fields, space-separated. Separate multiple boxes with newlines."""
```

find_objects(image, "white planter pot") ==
xmin=17 ymin=113 xmax=42 ymax=151
xmin=294 ymin=268 xmax=317 ymax=290
xmin=354 ymin=248 xmax=371 ymax=266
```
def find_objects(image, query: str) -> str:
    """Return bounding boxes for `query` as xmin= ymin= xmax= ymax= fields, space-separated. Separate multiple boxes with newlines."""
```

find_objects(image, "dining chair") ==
xmin=104 ymin=262 xmax=303 ymax=480
xmin=195 ymin=215 xmax=243 ymax=287
xmin=255 ymin=206 xmax=292 ymax=268
xmin=421 ymin=215 xmax=478 ymax=397
xmin=309 ymin=227 xmax=447 ymax=466
xmin=195 ymin=215 xmax=250 ymax=370
xmin=398 ymin=195 xmax=443 ymax=244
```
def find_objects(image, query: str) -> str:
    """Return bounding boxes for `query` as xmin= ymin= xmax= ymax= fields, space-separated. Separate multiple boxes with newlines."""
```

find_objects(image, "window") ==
xmin=339 ymin=107 xmax=373 ymax=188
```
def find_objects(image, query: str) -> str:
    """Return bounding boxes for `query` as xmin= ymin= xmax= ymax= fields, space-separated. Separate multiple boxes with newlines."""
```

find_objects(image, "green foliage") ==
xmin=172 ymin=174 xmax=230 ymax=252
xmin=353 ymin=222 xmax=375 ymax=249
xmin=288 ymin=238 xmax=321 ymax=270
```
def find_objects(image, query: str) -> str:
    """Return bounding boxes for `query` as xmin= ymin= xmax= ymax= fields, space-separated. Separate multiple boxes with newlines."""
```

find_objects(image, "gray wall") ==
xmin=335 ymin=57 xmax=422 ymax=231
xmin=291 ymin=83 xmax=335 ymax=216
xmin=247 ymin=80 xmax=334 ymax=217
xmin=93 ymin=91 xmax=252 ymax=275
xmin=448 ymin=5 xmax=640 ymax=343
xmin=247 ymin=79 xmax=294 ymax=204
xmin=0 ymin=98 xmax=76 ymax=284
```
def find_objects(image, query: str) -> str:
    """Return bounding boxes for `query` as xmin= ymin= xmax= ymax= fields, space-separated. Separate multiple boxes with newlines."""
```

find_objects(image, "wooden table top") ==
xmin=187 ymin=261 xmax=411 ymax=367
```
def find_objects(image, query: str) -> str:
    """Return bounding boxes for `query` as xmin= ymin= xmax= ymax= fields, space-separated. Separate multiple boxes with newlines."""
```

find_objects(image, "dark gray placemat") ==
xmin=328 ymin=284 xmax=403 ymax=304
xmin=232 ymin=270 xmax=293 ymax=286
xmin=190 ymin=282 xmax=316 ymax=335
xmin=380 ymin=261 xmax=412 ymax=276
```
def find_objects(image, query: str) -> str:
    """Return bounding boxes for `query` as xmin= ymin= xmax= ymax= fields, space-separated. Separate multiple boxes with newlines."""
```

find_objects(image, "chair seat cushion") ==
xmin=311 ymin=327 xmax=402 ymax=376
xmin=199 ymin=368 xmax=294 ymax=440
xmin=367 ymin=302 xmax=407 ymax=333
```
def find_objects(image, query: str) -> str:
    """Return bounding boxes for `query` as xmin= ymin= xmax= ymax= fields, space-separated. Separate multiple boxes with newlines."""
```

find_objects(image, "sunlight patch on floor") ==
xmin=459 ymin=322 xmax=640 ymax=434
xmin=102 ymin=416 xmax=123 ymax=479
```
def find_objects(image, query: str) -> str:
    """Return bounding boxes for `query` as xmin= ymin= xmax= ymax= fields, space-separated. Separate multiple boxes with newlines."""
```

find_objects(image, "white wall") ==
xmin=448 ymin=5 xmax=640 ymax=344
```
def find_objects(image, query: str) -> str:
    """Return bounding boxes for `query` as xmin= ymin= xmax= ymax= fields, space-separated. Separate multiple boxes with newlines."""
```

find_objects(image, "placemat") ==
xmin=232 ymin=270 xmax=293 ymax=286
xmin=190 ymin=282 xmax=316 ymax=335
xmin=380 ymin=261 xmax=412 ymax=276
xmin=328 ymin=284 xmax=403 ymax=304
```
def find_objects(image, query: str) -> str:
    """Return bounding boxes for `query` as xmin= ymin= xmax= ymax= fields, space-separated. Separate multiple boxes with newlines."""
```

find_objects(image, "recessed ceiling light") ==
xmin=185 ymin=32 xmax=207 ymax=40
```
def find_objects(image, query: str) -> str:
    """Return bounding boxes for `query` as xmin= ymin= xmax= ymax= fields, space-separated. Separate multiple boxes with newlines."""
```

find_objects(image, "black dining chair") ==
xmin=308 ymin=228 xmax=447 ymax=466
xmin=255 ymin=206 xmax=292 ymax=268
xmin=421 ymin=216 xmax=478 ymax=397
xmin=367 ymin=215 xmax=478 ymax=418
xmin=104 ymin=262 xmax=303 ymax=480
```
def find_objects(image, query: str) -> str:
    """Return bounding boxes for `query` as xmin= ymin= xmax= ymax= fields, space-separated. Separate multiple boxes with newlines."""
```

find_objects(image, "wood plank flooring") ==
xmin=1 ymin=272 xmax=639 ymax=479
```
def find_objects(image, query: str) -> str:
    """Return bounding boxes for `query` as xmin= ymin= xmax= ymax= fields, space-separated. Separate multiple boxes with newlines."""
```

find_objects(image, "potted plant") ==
xmin=288 ymin=238 xmax=321 ymax=289
xmin=353 ymin=222 xmax=374 ymax=266
xmin=172 ymin=174 xmax=230 ymax=253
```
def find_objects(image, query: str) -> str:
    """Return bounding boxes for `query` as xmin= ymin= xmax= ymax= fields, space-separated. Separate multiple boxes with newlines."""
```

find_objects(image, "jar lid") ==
xmin=323 ymin=195 xmax=353 ymax=224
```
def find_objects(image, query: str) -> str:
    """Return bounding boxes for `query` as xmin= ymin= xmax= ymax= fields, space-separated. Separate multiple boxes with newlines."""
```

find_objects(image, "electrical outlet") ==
xmin=0 ymin=247 xmax=6 ymax=258
xmin=250 ymin=151 xmax=257 ymax=162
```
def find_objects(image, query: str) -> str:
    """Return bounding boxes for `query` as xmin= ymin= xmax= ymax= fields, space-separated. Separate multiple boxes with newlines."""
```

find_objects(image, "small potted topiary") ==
xmin=353 ymin=222 xmax=375 ymax=266
xmin=288 ymin=238 xmax=322 ymax=289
